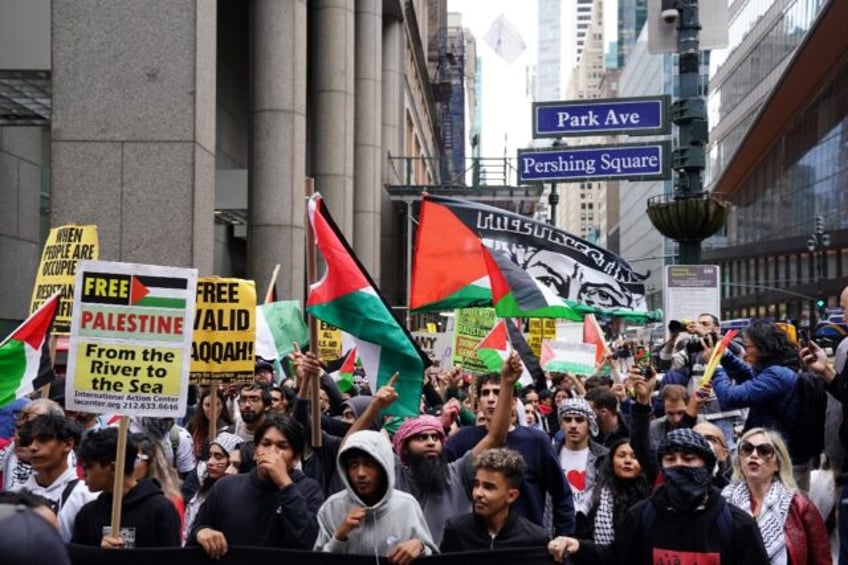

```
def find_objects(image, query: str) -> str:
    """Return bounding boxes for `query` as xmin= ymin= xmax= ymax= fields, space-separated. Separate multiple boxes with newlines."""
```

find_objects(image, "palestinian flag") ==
xmin=483 ymin=246 xmax=584 ymax=320
xmin=411 ymin=195 xmax=655 ymax=321
xmin=130 ymin=275 xmax=187 ymax=309
xmin=475 ymin=319 xmax=538 ymax=388
xmin=582 ymin=313 xmax=608 ymax=365
xmin=0 ymin=292 xmax=60 ymax=408
xmin=306 ymin=194 xmax=430 ymax=417
xmin=540 ymin=339 xmax=597 ymax=375
xmin=410 ymin=196 xmax=491 ymax=311
xmin=330 ymin=347 xmax=356 ymax=393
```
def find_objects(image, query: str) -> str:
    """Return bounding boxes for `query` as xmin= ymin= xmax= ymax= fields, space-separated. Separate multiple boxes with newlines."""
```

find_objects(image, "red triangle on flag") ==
xmin=583 ymin=313 xmax=606 ymax=364
xmin=476 ymin=320 xmax=509 ymax=352
xmin=10 ymin=293 xmax=60 ymax=350
xmin=130 ymin=276 xmax=150 ymax=305
xmin=307 ymin=197 xmax=371 ymax=306
xmin=539 ymin=340 xmax=556 ymax=369
xmin=340 ymin=347 xmax=357 ymax=374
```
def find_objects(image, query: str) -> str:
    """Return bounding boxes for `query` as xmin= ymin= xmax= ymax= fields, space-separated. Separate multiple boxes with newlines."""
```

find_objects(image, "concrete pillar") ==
xmin=353 ymin=0 xmax=382 ymax=279
xmin=51 ymin=0 xmax=216 ymax=274
xmin=380 ymin=10 xmax=405 ymax=305
xmin=311 ymin=0 xmax=355 ymax=239
xmin=0 ymin=127 xmax=45 ymax=325
xmin=249 ymin=0 xmax=307 ymax=301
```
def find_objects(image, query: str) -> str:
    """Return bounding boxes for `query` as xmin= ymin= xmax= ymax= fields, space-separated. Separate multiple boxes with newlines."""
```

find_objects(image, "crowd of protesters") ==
xmin=1 ymin=284 xmax=847 ymax=565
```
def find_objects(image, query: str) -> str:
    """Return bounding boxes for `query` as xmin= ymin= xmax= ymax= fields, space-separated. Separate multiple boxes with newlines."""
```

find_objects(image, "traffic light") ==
xmin=816 ymin=298 xmax=826 ymax=317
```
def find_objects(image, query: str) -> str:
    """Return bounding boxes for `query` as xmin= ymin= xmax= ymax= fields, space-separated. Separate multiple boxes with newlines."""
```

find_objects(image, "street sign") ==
xmin=533 ymin=96 xmax=670 ymax=138
xmin=663 ymin=265 xmax=721 ymax=330
xmin=517 ymin=141 xmax=671 ymax=183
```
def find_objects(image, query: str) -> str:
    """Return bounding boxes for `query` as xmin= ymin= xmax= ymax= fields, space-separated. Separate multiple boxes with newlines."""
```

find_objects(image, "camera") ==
xmin=661 ymin=0 xmax=679 ymax=23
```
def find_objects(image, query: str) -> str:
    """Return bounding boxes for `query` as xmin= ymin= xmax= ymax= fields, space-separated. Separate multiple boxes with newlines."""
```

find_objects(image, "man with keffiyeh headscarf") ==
xmin=341 ymin=352 xmax=524 ymax=546
xmin=553 ymin=398 xmax=608 ymax=516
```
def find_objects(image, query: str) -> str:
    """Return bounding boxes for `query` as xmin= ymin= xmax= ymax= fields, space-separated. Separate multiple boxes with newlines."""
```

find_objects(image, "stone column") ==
xmin=380 ymin=8 xmax=405 ymax=305
xmin=249 ymin=0 xmax=307 ymax=300
xmin=311 ymin=0 xmax=355 ymax=238
xmin=353 ymin=0 xmax=382 ymax=279
xmin=51 ymin=0 xmax=216 ymax=274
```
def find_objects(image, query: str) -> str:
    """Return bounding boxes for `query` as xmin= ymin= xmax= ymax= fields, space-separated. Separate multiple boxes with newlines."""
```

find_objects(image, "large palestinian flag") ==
xmin=306 ymin=194 xmax=430 ymax=417
xmin=0 ymin=292 xmax=60 ymax=407
xmin=411 ymin=195 xmax=656 ymax=321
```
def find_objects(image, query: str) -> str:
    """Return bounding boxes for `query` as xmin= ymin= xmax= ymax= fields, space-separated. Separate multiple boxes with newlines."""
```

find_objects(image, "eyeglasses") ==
xmin=738 ymin=441 xmax=775 ymax=459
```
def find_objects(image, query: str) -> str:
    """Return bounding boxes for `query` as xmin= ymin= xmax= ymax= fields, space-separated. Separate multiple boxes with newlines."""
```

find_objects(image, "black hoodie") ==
xmin=71 ymin=478 xmax=181 ymax=548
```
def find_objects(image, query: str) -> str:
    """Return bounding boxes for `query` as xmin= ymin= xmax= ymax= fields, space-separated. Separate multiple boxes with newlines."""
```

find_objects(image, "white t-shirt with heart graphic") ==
xmin=559 ymin=446 xmax=591 ymax=514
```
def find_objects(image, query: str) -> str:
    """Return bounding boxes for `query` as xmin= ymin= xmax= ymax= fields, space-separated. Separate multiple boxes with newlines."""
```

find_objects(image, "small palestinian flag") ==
xmin=330 ymin=348 xmax=357 ymax=393
xmin=475 ymin=319 xmax=535 ymax=388
xmin=583 ymin=313 xmax=608 ymax=365
xmin=0 ymin=292 xmax=60 ymax=408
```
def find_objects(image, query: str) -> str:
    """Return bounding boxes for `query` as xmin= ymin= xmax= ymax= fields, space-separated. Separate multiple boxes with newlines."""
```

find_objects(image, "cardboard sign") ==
xmin=317 ymin=320 xmax=343 ymax=362
xmin=527 ymin=318 xmax=557 ymax=356
xmin=65 ymin=260 xmax=197 ymax=417
xmin=452 ymin=308 xmax=497 ymax=374
xmin=30 ymin=225 xmax=99 ymax=334
xmin=190 ymin=278 xmax=256 ymax=385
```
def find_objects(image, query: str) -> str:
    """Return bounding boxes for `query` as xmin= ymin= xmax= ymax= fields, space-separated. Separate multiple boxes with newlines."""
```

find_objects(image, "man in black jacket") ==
xmin=441 ymin=448 xmax=548 ymax=552
xmin=187 ymin=415 xmax=324 ymax=558
xmin=72 ymin=427 xmax=180 ymax=548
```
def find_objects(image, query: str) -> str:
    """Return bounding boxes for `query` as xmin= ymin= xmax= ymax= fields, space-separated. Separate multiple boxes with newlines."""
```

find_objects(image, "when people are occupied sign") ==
xmin=29 ymin=224 xmax=99 ymax=334
xmin=190 ymin=277 xmax=256 ymax=385
xmin=65 ymin=260 xmax=197 ymax=418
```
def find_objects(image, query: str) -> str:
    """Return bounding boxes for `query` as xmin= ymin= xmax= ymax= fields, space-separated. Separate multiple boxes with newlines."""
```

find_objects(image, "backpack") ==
xmin=780 ymin=370 xmax=828 ymax=463
xmin=45 ymin=479 xmax=79 ymax=515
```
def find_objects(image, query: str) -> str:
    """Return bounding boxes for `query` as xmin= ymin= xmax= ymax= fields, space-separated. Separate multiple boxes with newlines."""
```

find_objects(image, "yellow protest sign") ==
xmin=30 ymin=225 xmax=98 ymax=334
xmin=190 ymin=278 xmax=256 ymax=385
xmin=317 ymin=320 xmax=342 ymax=362
xmin=65 ymin=260 xmax=197 ymax=417
xmin=527 ymin=318 xmax=557 ymax=356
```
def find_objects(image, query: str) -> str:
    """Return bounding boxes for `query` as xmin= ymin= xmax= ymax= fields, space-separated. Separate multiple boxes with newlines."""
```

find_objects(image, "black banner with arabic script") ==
xmin=427 ymin=195 xmax=648 ymax=311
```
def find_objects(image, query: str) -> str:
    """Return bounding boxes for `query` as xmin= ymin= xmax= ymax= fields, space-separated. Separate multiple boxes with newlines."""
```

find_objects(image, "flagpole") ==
xmin=109 ymin=415 xmax=129 ymax=539
xmin=405 ymin=199 xmax=414 ymax=330
xmin=40 ymin=335 xmax=58 ymax=399
xmin=305 ymin=178 xmax=322 ymax=448
xmin=263 ymin=264 xmax=280 ymax=304
xmin=209 ymin=384 xmax=218 ymax=440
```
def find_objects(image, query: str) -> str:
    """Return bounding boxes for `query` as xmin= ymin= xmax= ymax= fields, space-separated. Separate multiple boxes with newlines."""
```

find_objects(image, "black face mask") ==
xmin=662 ymin=465 xmax=712 ymax=510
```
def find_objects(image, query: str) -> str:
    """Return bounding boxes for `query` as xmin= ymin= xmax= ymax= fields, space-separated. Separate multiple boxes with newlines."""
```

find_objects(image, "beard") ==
xmin=405 ymin=451 xmax=449 ymax=495
xmin=241 ymin=410 xmax=261 ymax=424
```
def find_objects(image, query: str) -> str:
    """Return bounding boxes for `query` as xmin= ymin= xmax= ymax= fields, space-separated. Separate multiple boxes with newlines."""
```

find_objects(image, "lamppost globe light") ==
xmin=822 ymin=233 xmax=831 ymax=247
xmin=807 ymin=238 xmax=817 ymax=253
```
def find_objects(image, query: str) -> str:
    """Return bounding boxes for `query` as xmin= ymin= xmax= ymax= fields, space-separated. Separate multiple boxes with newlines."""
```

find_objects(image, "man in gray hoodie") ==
xmin=314 ymin=430 xmax=438 ymax=565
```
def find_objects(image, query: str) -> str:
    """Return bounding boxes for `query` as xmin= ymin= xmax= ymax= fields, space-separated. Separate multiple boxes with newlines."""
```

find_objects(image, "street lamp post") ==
xmin=807 ymin=214 xmax=830 ymax=320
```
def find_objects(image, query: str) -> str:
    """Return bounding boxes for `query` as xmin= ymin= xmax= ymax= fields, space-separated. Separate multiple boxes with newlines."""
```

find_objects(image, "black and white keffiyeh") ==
xmin=593 ymin=486 xmax=616 ymax=545
xmin=723 ymin=480 xmax=793 ymax=565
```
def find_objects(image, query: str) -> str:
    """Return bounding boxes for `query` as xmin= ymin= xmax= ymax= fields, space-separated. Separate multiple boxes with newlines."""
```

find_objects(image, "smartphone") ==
xmin=798 ymin=329 xmax=810 ymax=349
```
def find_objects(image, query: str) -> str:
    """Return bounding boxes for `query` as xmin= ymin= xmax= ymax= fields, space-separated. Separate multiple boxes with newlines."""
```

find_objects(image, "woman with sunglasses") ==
xmin=723 ymin=427 xmax=830 ymax=565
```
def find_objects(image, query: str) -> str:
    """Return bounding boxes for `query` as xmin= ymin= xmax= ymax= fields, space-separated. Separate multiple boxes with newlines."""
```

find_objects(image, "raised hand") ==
xmin=373 ymin=373 xmax=400 ymax=409
xmin=500 ymin=351 xmax=523 ymax=386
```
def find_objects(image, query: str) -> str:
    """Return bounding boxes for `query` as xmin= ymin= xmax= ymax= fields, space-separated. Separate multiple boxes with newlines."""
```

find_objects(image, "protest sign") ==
xmin=317 ymin=320 xmax=343 ymax=362
xmin=29 ymin=224 xmax=98 ymax=334
xmin=190 ymin=277 xmax=256 ymax=385
xmin=412 ymin=330 xmax=454 ymax=369
xmin=527 ymin=318 xmax=557 ymax=356
xmin=65 ymin=260 xmax=197 ymax=417
xmin=540 ymin=339 xmax=597 ymax=374
xmin=452 ymin=307 xmax=497 ymax=373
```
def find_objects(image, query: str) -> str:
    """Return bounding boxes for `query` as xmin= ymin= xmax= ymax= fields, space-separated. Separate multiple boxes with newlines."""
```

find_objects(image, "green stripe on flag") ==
xmin=135 ymin=296 xmax=186 ymax=309
xmin=411 ymin=284 xmax=492 ymax=313
xmin=0 ymin=339 xmax=27 ymax=408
